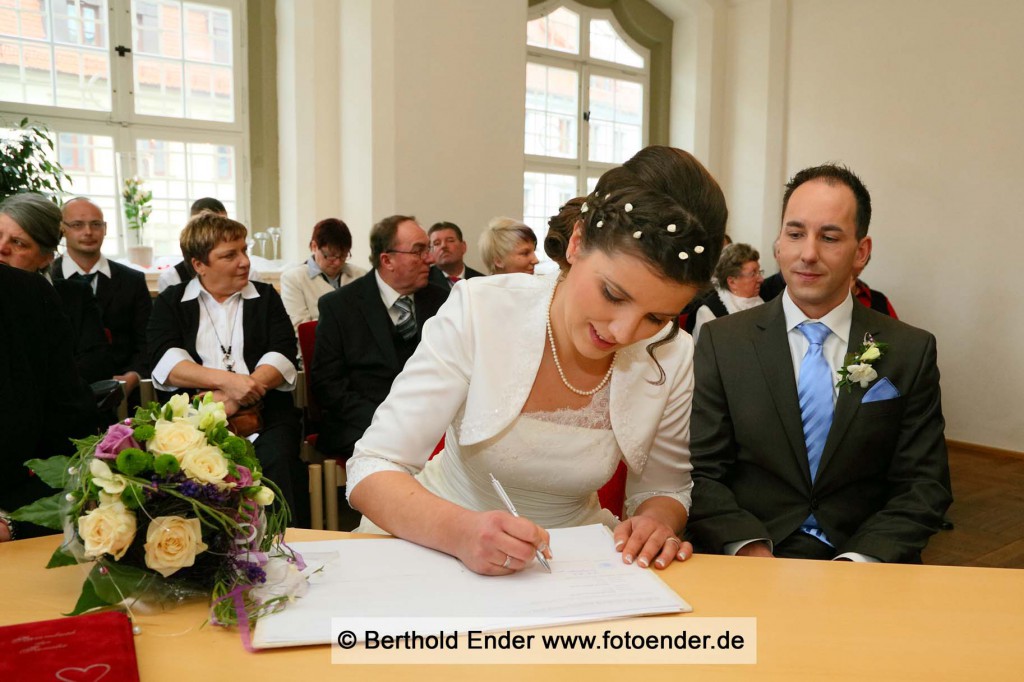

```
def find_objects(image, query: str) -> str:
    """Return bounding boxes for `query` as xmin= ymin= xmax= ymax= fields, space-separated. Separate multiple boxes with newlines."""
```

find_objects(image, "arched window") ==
xmin=524 ymin=0 xmax=650 ymax=254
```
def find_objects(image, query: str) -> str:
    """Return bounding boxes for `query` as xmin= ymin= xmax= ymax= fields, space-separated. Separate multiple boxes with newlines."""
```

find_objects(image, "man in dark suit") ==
xmin=0 ymin=264 xmax=98 ymax=540
xmin=54 ymin=198 xmax=152 ymax=400
xmin=313 ymin=215 xmax=449 ymax=459
xmin=688 ymin=164 xmax=950 ymax=563
xmin=426 ymin=221 xmax=484 ymax=289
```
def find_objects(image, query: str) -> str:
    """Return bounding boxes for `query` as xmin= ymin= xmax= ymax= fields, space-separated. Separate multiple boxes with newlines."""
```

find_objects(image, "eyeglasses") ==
xmin=62 ymin=220 xmax=106 ymax=231
xmin=386 ymin=245 xmax=431 ymax=260
xmin=736 ymin=269 xmax=765 ymax=279
xmin=318 ymin=249 xmax=349 ymax=263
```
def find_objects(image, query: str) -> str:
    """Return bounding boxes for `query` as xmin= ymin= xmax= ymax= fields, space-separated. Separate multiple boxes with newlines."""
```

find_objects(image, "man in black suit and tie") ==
xmin=54 ymin=198 xmax=152 ymax=401
xmin=427 ymin=221 xmax=484 ymax=289
xmin=313 ymin=215 xmax=449 ymax=460
xmin=688 ymin=164 xmax=951 ymax=563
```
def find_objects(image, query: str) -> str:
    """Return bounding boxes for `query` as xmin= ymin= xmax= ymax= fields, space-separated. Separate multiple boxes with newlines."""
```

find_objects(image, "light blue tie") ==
xmin=797 ymin=321 xmax=834 ymax=546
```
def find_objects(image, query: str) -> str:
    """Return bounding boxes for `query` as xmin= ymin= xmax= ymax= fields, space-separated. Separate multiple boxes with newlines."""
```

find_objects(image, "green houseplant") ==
xmin=122 ymin=176 xmax=154 ymax=266
xmin=0 ymin=118 xmax=71 ymax=202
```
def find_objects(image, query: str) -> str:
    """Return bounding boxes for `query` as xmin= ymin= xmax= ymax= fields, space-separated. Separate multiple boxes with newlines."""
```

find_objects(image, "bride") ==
xmin=346 ymin=146 xmax=728 ymax=575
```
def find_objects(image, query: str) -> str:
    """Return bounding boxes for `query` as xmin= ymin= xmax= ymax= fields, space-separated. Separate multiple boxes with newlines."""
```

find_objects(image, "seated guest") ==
xmin=53 ymin=198 xmax=152 ymax=401
xmin=280 ymin=218 xmax=367 ymax=332
xmin=427 ymin=221 xmax=484 ymax=288
xmin=148 ymin=212 xmax=304 ymax=522
xmin=0 ymin=263 xmax=99 ymax=541
xmin=688 ymin=163 xmax=950 ymax=563
xmin=686 ymin=243 xmax=764 ymax=342
xmin=346 ymin=146 xmax=728 ymax=576
xmin=852 ymin=255 xmax=898 ymax=319
xmin=0 ymin=193 xmax=113 ymax=383
xmin=312 ymin=215 xmax=449 ymax=460
xmin=478 ymin=218 xmax=540 ymax=275
xmin=157 ymin=198 xmax=264 ymax=293
xmin=544 ymin=197 xmax=585 ymax=274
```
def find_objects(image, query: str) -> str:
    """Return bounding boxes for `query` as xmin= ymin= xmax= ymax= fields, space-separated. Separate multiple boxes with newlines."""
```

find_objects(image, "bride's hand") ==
xmin=613 ymin=516 xmax=692 ymax=569
xmin=454 ymin=511 xmax=552 ymax=576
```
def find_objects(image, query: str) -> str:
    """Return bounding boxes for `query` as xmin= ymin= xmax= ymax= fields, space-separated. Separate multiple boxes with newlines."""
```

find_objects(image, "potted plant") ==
xmin=0 ymin=117 xmax=71 ymax=202
xmin=122 ymin=176 xmax=154 ymax=267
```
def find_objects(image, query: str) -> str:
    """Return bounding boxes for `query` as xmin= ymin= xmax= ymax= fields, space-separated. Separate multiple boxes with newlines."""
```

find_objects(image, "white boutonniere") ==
xmin=836 ymin=333 xmax=889 ymax=392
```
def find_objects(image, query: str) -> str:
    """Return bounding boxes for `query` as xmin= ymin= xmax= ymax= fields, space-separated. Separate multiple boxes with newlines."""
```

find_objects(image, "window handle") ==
xmin=583 ymin=111 xmax=590 ymax=121
xmin=115 ymin=45 xmax=132 ymax=57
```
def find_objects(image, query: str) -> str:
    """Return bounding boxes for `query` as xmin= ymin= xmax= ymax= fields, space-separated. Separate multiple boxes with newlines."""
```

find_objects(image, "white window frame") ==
xmin=0 ymin=0 xmax=250 ymax=257
xmin=525 ymin=0 xmax=651 ymax=195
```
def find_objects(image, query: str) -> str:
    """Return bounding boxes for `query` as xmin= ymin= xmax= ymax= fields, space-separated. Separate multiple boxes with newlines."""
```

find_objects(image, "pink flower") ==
xmin=95 ymin=423 xmax=141 ymax=460
xmin=226 ymin=465 xmax=253 ymax=487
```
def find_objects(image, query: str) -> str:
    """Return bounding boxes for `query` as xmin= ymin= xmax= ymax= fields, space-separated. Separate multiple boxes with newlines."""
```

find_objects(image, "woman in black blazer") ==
xmin=147 ymin=212 xmax=305 ymax=525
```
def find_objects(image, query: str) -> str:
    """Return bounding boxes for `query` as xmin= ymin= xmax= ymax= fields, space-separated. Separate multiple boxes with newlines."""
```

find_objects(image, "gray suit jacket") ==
xmin=688 ymin=296 xmax=951 ymax=563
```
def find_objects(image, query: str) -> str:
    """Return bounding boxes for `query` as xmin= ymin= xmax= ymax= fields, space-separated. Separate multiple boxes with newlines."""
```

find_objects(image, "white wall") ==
xmin=717 ymin=0 xmax=1024 ymax=450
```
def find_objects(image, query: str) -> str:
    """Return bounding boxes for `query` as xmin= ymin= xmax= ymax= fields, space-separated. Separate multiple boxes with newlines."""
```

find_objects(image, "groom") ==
xmin=688 ymin=164 xmax=951 ymax=563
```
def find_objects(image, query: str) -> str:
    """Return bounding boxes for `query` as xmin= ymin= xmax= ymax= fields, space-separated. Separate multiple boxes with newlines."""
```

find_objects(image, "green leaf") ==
xmin=47 ymin=545 xmax=78 ymax=568
xmin=10 ymin=493 xmax=65 ymax=530
xmin=65 ymin=575 xmax=114 ymax=616
xmin=89 ymin=561 xmax=156 ymax=605
xmin=23 ymin=455 xmax=72 ymax=489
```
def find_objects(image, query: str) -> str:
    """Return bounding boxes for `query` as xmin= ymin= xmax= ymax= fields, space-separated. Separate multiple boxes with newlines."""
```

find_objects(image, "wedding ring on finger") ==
xmin=502 ymin=555 xmax=513 ymax=570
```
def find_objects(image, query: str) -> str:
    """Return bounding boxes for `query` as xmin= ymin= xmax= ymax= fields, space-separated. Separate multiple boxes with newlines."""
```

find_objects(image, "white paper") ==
xmin=253 ymin=524 xmax=691 ymax=649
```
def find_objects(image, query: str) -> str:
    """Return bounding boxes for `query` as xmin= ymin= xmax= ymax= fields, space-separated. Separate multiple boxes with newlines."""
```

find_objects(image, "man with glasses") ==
xmin=312 ymin=215 xmax=450 ymax=460
xmin=280 ymin=217 xmax=367 ymax=333
xmin=53 ymin=197 xmax=152 ymax=401
xmin=427 ymin=221 xmax=484 ymax=289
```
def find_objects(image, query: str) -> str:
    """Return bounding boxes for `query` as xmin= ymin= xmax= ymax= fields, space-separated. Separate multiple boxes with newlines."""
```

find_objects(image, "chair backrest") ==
xmin=597 ymin=461 xmax=627 ymax=518
xmin=297 ymin=321 xmax=320 ymax=421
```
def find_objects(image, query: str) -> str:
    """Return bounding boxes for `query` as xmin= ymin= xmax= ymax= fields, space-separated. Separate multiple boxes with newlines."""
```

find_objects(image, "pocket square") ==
xmin=862 ymin=377 xmax=900 ymax=403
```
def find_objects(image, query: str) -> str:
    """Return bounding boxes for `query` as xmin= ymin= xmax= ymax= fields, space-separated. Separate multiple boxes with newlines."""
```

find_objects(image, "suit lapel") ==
xmin=354 ymin=275 xmax=400 ymax=370
xmin=752 ymin=298 xmax=813 ymax=486
xmin=817 ymin=303 xmax=878 ymax=479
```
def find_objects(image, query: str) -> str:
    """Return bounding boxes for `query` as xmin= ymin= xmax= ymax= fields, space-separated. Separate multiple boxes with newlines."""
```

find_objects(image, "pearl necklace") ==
xmin=546 ymin=282 xmax=616 ymax=396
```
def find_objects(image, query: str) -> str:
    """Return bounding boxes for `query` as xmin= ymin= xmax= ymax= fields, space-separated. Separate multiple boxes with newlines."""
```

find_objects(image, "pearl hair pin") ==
xmin=633 ymin=231 xmax=642 ymax=239
xmin=581 ymin=203 xmax=589 ymax=213
xmin=624 ymin=203 xmax=633 ymax=213
xmin=679 ymin=252 xmax=689 ymax=260
xmin=694 ymin=245 xmax=705 ymax=254
xmin=547 ymin=283 xmax=615 ymax=396
xmin=666 ymin=224 xmax=677 ymax=233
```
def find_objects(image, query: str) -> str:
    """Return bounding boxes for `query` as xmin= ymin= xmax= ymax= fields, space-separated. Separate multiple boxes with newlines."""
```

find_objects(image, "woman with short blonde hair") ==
xmin=479 ymin=217 xmax=539 ymax=275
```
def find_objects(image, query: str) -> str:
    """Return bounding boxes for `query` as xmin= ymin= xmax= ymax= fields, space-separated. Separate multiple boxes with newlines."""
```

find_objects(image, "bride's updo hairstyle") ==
xmin=574 ymin=146 xmax=728 ymax=380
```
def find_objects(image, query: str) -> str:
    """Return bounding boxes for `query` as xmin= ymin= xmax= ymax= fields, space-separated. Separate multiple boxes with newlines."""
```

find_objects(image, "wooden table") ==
xmin=3 ymin=528 xmax=1022 ymax=680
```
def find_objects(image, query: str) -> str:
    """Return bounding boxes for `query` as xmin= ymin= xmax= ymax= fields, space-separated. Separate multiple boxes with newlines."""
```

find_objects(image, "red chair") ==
xmin=297 ymin=321 xmax=320 ymax=423
xmin=597 ymin=461 xmax=627 ymax=518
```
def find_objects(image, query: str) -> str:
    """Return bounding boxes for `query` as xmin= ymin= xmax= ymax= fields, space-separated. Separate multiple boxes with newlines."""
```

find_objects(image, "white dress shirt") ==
xmin=691 ymin=287 xmax=764 ymax=343
xmin=374 ymin=270 xmax=408 ymax=326
xmin=151 ymin=278 xmax=296 ymax=392
xmin=61 ymin=254 xmax=112 ymax=295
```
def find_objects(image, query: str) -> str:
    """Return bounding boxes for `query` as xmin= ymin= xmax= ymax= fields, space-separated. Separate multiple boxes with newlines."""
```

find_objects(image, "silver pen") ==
xmin=489 ymin=473 xmax=552 ymax=573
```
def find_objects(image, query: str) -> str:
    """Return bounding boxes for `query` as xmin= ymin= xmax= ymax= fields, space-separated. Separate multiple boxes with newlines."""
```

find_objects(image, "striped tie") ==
xmin=393 ymin=296 xmax=417 ymax=340
xmin=797 ymin=321 xmax=834 ymax=546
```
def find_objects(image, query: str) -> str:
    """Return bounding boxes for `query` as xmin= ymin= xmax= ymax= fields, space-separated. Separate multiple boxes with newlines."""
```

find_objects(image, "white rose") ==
xmin=859 ymin=345 xmax=881 ymax=362
xmin=78 ymin=501 xmax=137 ymax=560
xmin=89 ymin=458 xmax=127 ymax=496
xmin=167 ymin=393 xmax=192 ymax=420
xmin=846 ymin=363 xmax=878 ymax=388
xmin=143 ymin=516 xmax=209 ymax=578
xmin=250 ymin=557 xmax=308 ymax=603
xmin=148 ymin=420 xmax=207 ymax=462
xmin=253 ymin=486 xmax=275 ymax=506
xmin=180 ymin=445 xmax=230 ymax=487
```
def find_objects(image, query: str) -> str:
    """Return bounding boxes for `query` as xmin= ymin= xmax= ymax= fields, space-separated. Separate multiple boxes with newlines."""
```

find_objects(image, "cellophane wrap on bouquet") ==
xmin=14 ymin=393 xmax=307 ymax=647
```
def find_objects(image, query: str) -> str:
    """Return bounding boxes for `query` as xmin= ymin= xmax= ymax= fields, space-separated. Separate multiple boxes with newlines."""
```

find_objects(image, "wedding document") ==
xmin=253 ymin=524 xmax=692 ymax=649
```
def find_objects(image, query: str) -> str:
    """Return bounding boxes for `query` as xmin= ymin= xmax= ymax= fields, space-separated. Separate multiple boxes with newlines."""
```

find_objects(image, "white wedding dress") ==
xmin=355 ymin=384 xmax=621 ymax=533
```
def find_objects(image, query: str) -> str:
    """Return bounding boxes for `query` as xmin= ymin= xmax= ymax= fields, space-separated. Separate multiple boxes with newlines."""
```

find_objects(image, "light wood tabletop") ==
xmin=2 ymin=528 xmax=1022 ymax=680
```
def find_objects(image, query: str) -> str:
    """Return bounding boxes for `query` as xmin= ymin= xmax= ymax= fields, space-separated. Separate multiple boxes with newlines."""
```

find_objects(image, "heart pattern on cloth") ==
xmin=55 ymin=663 xmax=112 ymax=682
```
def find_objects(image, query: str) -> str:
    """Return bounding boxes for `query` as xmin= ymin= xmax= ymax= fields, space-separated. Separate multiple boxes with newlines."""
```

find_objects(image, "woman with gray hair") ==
xmin=478 ymin=217 xmax=540 ymax=275
xmin=686 ymin=242 xmax=764 ymax=342
xmin=0 ymin=192 xmax=112 ymax=382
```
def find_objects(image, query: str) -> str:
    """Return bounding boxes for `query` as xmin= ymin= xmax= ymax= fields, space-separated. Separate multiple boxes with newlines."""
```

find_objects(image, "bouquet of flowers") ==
xmin=121 ymin=176 xmax=152 ymax=245
xmin=13 ymin=393 xmax=307 ymax=647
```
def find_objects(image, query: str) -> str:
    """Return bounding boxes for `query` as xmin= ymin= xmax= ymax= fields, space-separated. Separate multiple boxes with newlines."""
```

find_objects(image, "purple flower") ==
xmin=225 ymin=465 xmax=253 ymax=488
xmin=95 ymin=423 xmax=141 ymax=460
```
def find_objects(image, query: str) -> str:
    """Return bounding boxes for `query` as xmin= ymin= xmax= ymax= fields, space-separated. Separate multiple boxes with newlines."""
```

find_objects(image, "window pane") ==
xmin=0 ymin=0 xmax=111 ymax=110
xmin=135 ymin=137 xmax=237 ymax=254
xmin=525 ymin=62 xmax=578 ymax=159
xmin=526 ymin=6 xmax=578 ymax=55
xmin=587 ymin=75 xmax=643 ymax=163
xmin=132 ymin=0 xmax=234 ymax=122
xmin=523 ymin=171 xmax=577 ymax=253
xmin=589 ymin=18 xmax=644 ymax=68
